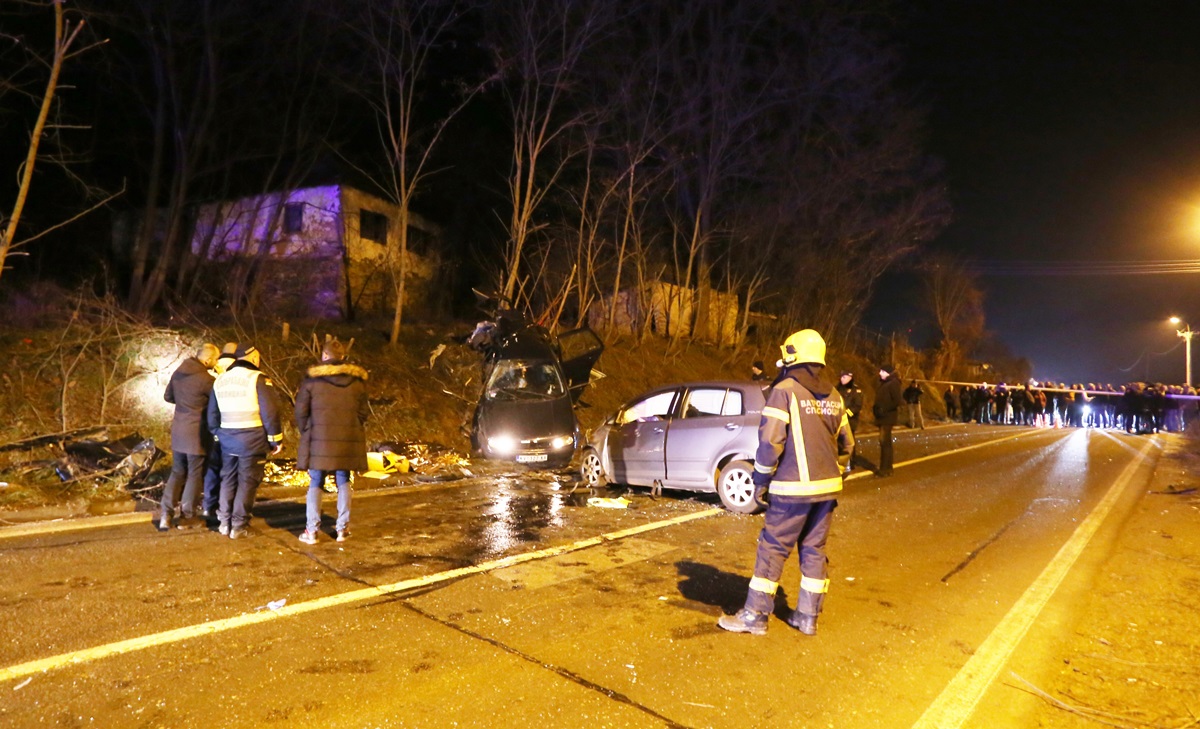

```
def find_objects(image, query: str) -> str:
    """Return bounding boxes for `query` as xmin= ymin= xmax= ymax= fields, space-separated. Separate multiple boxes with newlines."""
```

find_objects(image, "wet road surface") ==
xmin=0 ymin=425 xmax=1163 ymax=727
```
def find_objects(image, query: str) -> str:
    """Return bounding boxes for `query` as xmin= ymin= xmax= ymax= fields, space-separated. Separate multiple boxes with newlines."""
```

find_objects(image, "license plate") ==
xmin=516 ymin=454 xmax=548 ymax=463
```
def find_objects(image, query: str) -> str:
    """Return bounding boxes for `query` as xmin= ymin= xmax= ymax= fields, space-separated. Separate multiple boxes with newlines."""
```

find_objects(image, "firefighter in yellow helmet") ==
xmin=718 ymin=329 xmax=853 ymax=636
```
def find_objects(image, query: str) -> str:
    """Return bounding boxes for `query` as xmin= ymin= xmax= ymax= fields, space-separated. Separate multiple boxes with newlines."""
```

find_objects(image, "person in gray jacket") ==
xmin=158 ymin=343 xmax=220 ymax=531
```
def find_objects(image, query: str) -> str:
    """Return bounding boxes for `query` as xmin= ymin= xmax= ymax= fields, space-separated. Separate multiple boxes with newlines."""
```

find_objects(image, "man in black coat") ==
xmin=294 ymin=339 xmax=369 ymax=544
xmin=873 ymin=365 xmax=903 ymax=477
xmin=836 ymin=371 xmax=864 ymax=470
xmin=158 ymin=343 xmax=220 ymax=531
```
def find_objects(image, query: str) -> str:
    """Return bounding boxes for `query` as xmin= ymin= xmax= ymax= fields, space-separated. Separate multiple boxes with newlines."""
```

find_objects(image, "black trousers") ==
xmin=202 ymin=438 xmax=224 ymax=514
xmin=878 ymin=422 xmax=895 ymax=474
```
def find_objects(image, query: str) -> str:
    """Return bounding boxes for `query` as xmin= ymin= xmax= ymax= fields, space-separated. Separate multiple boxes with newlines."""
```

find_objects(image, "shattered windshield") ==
xmin=485 ymin=360 xmax=565 ymax=400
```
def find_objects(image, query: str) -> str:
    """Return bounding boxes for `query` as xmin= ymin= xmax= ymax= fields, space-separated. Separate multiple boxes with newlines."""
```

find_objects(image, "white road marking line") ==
xmin=0 ymin=507 xmax=723 ymax=684
xmin=910 ymin=435 xmax=1157 ymax=729
xmin=845 ymin=428 xmax=1037 ymax=481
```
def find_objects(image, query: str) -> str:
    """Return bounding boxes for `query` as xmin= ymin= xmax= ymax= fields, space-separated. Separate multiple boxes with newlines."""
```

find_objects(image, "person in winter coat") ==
xmin=157 ymin=343 xmax=220 ymax=531
xmin=294 ymin=339 xmax=369 ymax=544
xmin=873 ymin=365 xmax=903 ymax=477
xmin=943 ymin=386 xmax=958 ymax=421
xmin=836 ymin=371 xmax=864 ymax=470
xmin=201 ymin=342 xmax=239 ymax=519
xmin=206 ymin=344 xmax=283 ymax=539
xmin=903 ymin=380 xmax=925 ymax=429
xmin=718 ymin=329 xmax=852 ymax=637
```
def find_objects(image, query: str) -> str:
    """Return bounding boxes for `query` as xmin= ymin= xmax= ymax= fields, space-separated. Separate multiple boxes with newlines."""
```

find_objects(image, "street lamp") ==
xmin=1169 ymin=316 xmax=1193 ymax=387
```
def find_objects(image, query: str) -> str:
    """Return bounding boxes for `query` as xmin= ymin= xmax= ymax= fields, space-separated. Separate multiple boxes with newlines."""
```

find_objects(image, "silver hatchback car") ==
xmin=578 ymin=381 xmax=768 ymax=513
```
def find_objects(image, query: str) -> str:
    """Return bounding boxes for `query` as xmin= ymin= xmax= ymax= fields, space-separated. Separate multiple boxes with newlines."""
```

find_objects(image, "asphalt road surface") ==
xmin=0 ymin=424 xmax=1163 ymax=728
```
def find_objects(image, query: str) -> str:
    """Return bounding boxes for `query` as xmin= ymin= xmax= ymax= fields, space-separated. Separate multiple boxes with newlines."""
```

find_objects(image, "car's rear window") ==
xmin=683 ymin=388 xmax=743 ymax=417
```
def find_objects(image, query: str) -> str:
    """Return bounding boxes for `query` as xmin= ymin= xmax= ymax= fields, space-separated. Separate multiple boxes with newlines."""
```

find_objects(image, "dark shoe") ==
xmin=786 ymin=611 xmax=818 ymax=635
xmin=875 ymin=469 xmax=893 ymax=478
xmin=717 ymin=608 xmax=768 ymax=635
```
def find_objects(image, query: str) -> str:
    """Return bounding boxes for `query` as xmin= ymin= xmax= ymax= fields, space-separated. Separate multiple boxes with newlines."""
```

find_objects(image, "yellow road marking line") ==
xmin=0 ymin=507 xmax=723 ymax=684
xmin=910 ymin=434 xmax=1157 ymax=729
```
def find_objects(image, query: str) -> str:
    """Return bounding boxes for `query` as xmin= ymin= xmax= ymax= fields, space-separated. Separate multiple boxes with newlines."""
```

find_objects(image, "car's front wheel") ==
xmin=717 ymin=460 xmax=766 ymax=514
xmin=579 ymin=447 xmax=608 ymax=488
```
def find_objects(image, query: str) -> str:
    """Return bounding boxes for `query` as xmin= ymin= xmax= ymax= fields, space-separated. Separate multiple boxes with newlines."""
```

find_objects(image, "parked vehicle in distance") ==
xmin=578 ymin=381 xmax=768 ymax=513
xmin=468 ymin=311 xmax=604 ymax=469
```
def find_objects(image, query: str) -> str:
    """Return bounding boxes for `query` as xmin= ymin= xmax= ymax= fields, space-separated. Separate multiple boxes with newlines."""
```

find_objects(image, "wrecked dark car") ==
xmin=467 ymin=311 xmax=603 ymax=468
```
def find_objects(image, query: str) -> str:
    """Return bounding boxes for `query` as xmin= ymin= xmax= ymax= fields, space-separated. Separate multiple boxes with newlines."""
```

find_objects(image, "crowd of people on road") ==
xmin=156 ymin=338 xmax=368 ymax=543
xmin=938 ymin=381 xmax=1198 ymax=434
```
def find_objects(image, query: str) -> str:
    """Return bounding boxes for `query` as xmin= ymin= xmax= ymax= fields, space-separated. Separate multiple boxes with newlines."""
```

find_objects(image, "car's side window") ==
xmin=683 ymin=388 xmax=727 ymax=418
xmin=722 ymin=389 xmax=744 ymax=416
xmin=618 ymin=391 xmax=678 ymax=425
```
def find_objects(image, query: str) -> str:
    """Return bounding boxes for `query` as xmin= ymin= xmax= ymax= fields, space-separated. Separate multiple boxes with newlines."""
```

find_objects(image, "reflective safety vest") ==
xmin=213 ymin=367 xmax=266 ymax=430
xmin=754 ymin=376 xmax=852 ymax=499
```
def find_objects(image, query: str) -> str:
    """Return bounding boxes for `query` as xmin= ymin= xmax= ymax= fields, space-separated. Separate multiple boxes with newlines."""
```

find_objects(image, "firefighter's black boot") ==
xmin=718 ymin=608 xmax=768 ymax=635
xmin=786 ymin=610 xmax=818 ymax=636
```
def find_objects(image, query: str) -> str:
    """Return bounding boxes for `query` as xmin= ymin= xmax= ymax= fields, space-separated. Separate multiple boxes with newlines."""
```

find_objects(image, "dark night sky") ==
xmin=889 ymin=1 xmax=1200 ymax=384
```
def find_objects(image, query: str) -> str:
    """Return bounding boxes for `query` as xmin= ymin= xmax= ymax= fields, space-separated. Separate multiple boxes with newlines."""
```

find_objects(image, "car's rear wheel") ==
xmin=579 ymin=447 xmax=608 ymax=488
xmin=717 ymin=460 xmax=765 ymax=514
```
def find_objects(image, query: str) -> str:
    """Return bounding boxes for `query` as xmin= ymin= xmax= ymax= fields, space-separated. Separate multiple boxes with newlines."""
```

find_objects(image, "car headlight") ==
xmin=550 ymin=435 xmax=574 ymax=450
xmin=487 ymin=435 xmax=517 ymax=455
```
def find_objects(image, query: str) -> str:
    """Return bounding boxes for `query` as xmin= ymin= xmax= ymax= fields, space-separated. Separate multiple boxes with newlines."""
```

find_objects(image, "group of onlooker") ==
xmin=941 ymin=381 xmax=1197 ymax=434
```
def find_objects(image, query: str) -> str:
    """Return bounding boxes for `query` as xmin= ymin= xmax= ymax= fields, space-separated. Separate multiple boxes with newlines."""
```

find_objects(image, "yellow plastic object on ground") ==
xmin=363 ymin=451 xmax=410 ymax=479
xmin=587 ymin=496 xmax=631 ymax=509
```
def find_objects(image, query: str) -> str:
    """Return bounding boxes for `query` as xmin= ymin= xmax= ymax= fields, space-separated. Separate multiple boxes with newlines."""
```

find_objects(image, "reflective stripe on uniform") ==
xmin=748 ymin=576 xmax=779 ymax=595
xmin=788 ymin=394 xmax=810 ymax=482
xmin=754 ymin=462 xmax=776 ymax=475
xmin=763 ymin=406 xmax=789 ymax=423
xmin=768 ymin=476 xmax=842 ymax=497
xmin=800 ymin=575 xmax=830 ymax=594
xmin=214 ymin=368 xmax=264 ymax=429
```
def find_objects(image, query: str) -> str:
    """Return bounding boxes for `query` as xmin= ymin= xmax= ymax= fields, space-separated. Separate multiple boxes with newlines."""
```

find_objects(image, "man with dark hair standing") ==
xmin=158 ymin=343 xmax=220 ymax=531
xmin=207 ymin=344 xmax=283 ymax=539
xmin=873 ymin=365 xmax=902 ymax=477
xmin=295 ymin=339 xmax=369 ymax=544
xmin=903 ymin=379 xmax=925 ymax=429
xmin=718 ymin=329 xmax=852 ymax=637
xmin=836 ymin=371 xmax=863 ymax=471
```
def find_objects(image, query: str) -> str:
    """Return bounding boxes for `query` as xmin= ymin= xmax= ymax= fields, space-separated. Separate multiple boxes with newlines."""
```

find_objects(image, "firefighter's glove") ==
xmin=751 ymin=470 xmax=771 ymax=489
xmin=837 ymin=454 xmax=851 ymax=478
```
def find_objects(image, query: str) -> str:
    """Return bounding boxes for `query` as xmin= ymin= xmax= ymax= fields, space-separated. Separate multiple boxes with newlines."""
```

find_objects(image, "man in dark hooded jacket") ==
xmin=294 ymin=339 xmax=369 ymax=544
xmin=718 ymin=329 xmax=852 ymax=637
xmin=873 ymin=365 xmax=902 ymax=476
xmin=158 ymin=343 xmax=220 ymax=531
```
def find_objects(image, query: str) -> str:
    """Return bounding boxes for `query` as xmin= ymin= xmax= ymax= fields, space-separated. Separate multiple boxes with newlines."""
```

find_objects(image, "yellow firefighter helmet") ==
xmin=780 ymin=329 xmax=826 ymax=366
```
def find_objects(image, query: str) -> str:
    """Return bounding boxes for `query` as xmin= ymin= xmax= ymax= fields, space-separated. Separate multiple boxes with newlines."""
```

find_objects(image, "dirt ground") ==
xmin=1026 ymin=431 xmax=1200 ymax=728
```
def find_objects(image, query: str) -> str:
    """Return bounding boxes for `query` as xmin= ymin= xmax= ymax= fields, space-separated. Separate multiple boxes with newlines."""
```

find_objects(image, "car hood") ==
xmin=476 ymin=396 xmax=577 ymax=440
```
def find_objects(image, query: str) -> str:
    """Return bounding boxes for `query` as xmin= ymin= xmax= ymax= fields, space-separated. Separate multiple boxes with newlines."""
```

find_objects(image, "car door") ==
xmin=663 ymin=387 xmax=747 ymax=488
xmin=606 ymin=388 xmax=679 ymax=486
xmin=556 ymin=326 xmax=605 ymax=403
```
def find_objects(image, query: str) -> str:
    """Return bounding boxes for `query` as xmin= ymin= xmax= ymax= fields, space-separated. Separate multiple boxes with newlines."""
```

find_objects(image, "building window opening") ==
xmin=283 ymin=202 xmax=304 ymax=234
xmin=360 ymin=210 xmax=388 ymax=244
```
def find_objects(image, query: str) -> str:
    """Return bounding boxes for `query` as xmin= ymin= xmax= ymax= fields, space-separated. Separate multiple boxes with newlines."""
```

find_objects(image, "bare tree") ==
xmin=922 ymin=253 xmax=985 ymax=379
xmin=345 ymin=0 xmax=493 ymax=344
xmin=488 ymin=0 xmax=612 ymax=311
xmin=1 ymin=1 xmax=113 ymax=285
